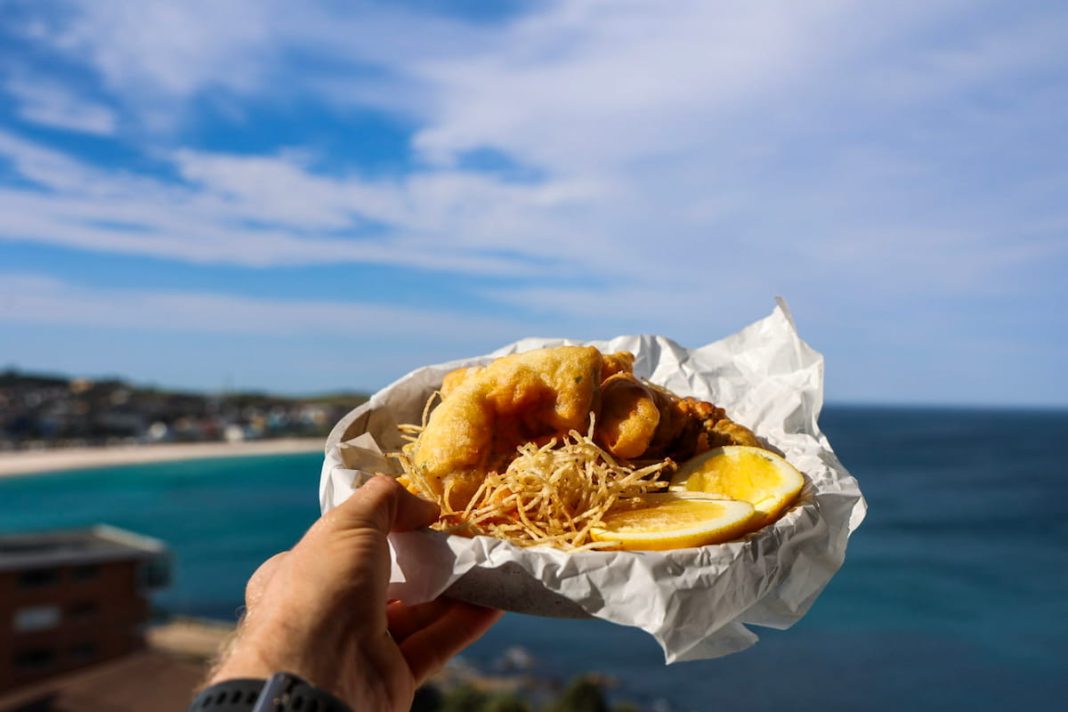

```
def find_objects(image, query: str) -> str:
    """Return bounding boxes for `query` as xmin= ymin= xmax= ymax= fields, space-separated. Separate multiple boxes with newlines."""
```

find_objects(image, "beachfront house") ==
xmin=0 ymin=525 xmax=170 ymax=694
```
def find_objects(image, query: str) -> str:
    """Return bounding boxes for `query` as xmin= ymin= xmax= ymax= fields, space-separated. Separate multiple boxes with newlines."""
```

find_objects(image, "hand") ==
xmin=208 ymin=475 xmax=502 ymax=712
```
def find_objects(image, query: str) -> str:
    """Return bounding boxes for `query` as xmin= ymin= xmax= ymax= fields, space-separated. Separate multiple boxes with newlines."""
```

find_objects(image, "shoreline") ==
xmin=0 ymin=438 xmax=325 ymax=479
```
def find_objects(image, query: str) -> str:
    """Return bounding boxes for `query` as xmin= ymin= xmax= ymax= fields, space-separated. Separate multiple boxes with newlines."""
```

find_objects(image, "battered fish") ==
xmin=412 ymin=346 xmax=603 ymax=509
xmin=592 ymin=374 xmax=760 ymax=461
xmin=596 ymin=373 xmax=661 ymax=459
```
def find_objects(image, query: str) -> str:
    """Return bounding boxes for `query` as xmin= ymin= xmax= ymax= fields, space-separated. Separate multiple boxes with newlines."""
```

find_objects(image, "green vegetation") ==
xmin=548 ymin=678 xmax=611 ymax=712
xmin=439 ymin=684 xmax=490 ymax=712
xmin=416 ymin=676 xmax=634 ymax=712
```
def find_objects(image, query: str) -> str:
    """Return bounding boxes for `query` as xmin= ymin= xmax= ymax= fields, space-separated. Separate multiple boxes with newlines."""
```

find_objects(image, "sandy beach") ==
xmin=0 ymin=438 xmax=325 ymax=479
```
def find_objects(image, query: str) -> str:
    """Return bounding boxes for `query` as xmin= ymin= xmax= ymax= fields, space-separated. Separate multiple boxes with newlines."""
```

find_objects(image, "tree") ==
xmin=484 ymin=693 xmax=532 ymax=712
xmin=548 ymin=677 xmax=610 ymax=712
xmin=441 ymin=684 xmax=491 ymax=712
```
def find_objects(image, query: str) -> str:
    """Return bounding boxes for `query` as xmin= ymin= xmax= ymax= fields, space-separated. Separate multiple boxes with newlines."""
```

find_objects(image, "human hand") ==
xmin=208 ymin=475 xmax=502 ymax=712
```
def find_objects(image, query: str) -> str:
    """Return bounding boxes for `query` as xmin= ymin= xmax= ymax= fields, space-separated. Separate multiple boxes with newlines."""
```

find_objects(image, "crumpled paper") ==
xmin=319 ymin=300 xmax=866 ymax=663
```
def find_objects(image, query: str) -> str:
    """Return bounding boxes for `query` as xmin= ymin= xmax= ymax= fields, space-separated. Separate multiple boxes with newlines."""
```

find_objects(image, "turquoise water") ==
xmin=3 ymin=407 xmax=1067 ymax=711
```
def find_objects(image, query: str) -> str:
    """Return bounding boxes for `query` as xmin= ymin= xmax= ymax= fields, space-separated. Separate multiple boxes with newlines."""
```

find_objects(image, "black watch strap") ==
xmin=189 ymin=673 xmax=352 ymax=712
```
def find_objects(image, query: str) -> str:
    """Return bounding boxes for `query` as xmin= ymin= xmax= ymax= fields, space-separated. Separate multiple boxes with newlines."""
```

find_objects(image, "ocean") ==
xmin=3 ymin=406 xmax=1067 ymax=711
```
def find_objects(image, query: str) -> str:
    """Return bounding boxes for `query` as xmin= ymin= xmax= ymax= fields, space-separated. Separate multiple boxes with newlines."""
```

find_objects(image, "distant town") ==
xmin=0 ymin=369 xmax=368 ymax=450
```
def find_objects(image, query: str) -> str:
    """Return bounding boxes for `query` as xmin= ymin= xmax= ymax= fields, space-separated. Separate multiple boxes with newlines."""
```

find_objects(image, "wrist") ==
xmin=191 ymin=672 xmax=352 ymax=712
xmin=214 ymin=613 xmax=321 ymax=680
xmin=210 ymin=624 xmax=356 ymax=709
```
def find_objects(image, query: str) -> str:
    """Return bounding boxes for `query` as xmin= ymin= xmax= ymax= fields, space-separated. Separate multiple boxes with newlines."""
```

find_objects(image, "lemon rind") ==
xmin=589 ymin=496 xmax=757 ymax=551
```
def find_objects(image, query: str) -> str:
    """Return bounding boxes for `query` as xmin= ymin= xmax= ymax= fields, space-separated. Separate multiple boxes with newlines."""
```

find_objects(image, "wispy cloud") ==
xmin=6 ymin=76 xmax=117 ymax=135
xmin=29 ymin=0 xmax=490 ymax=127
xmin=40 ymin=0 xmax=272 ymax=129
xmin=1 ymin=3 xmax=1064 ymax=323
xmin=0 ymin=130 xmax=597 ymax=273
xmin=0 ymin=272 xmax=519 ymax=340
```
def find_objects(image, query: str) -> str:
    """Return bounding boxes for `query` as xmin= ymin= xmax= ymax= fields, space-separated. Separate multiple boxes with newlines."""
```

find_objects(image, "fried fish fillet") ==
xmin=596 ymin=373 xmax=661 ymax=459
xmin=413 ymin=345 xmax=603 ymax=509
xmin=600 ymin=351 xmax=635 ymax=381
xmin=439 ymin=350 xmax=635 ymax=399
xmin=593 ymin=374 xmax=760 ymax=462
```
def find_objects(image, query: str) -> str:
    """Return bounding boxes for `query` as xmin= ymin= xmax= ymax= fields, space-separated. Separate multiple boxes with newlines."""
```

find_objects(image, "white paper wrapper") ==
xmin=319 ymin=300 xmax=866 ymax=663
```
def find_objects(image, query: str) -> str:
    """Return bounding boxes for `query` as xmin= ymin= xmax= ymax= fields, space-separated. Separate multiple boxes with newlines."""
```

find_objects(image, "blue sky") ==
xmin=0 ymin=0 xmax=1066 ymax=406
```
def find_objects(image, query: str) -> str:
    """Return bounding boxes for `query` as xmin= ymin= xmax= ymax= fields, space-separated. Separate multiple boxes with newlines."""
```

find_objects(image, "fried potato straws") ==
xmin=392 ymin=345 xmax=761 ymax=550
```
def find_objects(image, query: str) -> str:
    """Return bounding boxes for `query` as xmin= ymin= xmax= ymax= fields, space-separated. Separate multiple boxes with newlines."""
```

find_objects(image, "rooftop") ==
xmin=0 ymin=525 xmax=167 ymax=573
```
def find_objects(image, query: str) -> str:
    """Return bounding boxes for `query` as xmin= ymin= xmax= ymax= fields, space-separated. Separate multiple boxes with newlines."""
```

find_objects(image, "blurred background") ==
xmin=1 ymin=1 xmax=1066 ymax=711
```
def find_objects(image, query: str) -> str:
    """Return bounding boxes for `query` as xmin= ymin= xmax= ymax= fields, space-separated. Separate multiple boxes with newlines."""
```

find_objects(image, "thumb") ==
xmin=326 ymin=475 xmax=439 ymax=536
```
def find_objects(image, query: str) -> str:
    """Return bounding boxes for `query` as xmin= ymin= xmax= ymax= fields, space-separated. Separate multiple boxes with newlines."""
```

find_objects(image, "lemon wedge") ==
xmin=590 ymin=493 xmax=757 ymax=550
xmin=670 ymin=446 xmax=804 ymax=527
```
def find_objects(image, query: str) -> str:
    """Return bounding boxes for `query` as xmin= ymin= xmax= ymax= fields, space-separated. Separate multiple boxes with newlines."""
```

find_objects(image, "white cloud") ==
xmin=51 ymin=1 xmax=271 ymax=97
xmin=0 ymin=130 xmax=101 ymax=191
xmin=0 ymin=130 xmax=605 ymax=273
xmin=0 ymin=272 xmax=518 ymax=340
xmin=5 ymin=3 xmax=1065 ymax=292
xmin=31 ymin=0 xmax=491 ymax=126
xmin=6 ymin=76 xmax=117 ymax=135
xmin=3 ymin=1 xmax=1066 ymax=319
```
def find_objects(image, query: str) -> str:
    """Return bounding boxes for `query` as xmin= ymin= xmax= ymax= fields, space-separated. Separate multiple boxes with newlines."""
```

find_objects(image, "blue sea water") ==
xmin=3 ymin=406 xmax=1067 ymax=711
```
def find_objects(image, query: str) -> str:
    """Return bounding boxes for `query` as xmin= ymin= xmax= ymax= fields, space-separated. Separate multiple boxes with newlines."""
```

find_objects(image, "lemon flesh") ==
xmin=670 ymin=446 xmax=804 ymax=526
xmin=590 ymin=494 xmax=756 ymax=551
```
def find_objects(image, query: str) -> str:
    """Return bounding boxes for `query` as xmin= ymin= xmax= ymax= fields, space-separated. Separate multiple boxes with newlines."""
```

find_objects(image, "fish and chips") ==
xmin=393 ymin=344 xmax=801 ymax=551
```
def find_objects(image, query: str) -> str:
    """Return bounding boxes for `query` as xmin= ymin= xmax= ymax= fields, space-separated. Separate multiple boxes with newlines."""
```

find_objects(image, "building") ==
xmin=0 ymin=526 xmax=170 ymax=694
